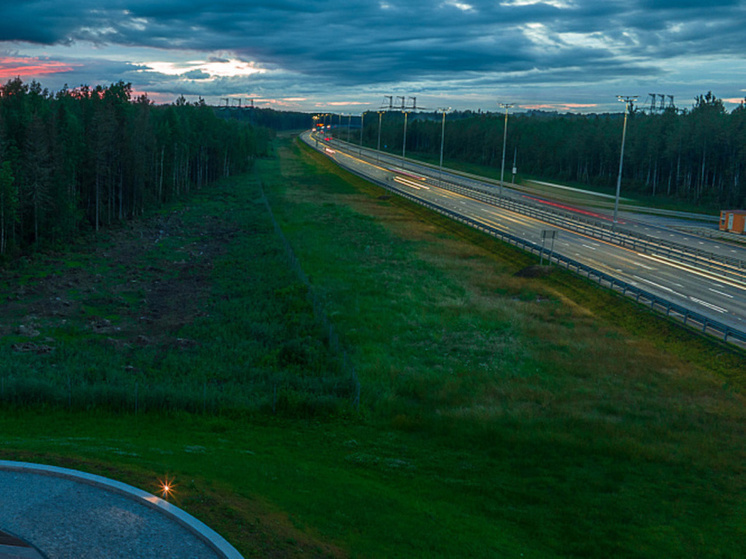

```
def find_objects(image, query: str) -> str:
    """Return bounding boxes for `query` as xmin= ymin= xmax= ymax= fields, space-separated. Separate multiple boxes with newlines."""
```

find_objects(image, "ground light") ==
xmin=158 ymin=476 xmax=176 ymax=500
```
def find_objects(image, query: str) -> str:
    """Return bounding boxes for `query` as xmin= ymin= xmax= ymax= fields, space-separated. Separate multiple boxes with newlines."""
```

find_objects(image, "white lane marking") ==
xmin=689 ymin=297 xmax=727 ymax=313
xmin=709 ymin=288 xmax=734 ymax=299
xmin=631 ymin=275 xmax=691 ymax=299
xmin=633 ymin=261 xmax=654 ymax=270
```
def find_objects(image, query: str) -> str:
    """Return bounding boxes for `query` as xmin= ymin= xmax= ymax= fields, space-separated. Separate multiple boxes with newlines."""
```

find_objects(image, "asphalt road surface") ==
xmin=304 ymin=131 xmax=746 ymax=341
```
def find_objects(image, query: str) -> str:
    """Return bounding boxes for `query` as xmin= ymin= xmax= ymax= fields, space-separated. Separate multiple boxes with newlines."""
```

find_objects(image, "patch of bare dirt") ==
xmin=1 ymin=209 xmax=240 ymax=351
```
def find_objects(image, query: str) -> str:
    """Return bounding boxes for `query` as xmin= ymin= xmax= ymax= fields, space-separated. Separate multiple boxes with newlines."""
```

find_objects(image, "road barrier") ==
xmin=305 ymin=134 xmax=746 ymax=348
xmin=326 ymin=135 xmax=746 ymax=281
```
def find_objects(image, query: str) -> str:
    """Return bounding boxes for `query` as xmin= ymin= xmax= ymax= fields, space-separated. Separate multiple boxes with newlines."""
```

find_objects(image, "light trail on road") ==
xmin=304 ymin=131 xmax=746 ymax=344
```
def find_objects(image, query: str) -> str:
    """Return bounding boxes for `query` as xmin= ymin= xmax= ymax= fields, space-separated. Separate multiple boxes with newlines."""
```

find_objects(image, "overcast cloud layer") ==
xmin=1 ymin=0 xmax=745 ymax=112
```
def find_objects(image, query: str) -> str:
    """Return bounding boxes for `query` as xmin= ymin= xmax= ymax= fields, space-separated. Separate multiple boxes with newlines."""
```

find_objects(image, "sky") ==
xmin=1 ymin=0 xmax=745 ymax=114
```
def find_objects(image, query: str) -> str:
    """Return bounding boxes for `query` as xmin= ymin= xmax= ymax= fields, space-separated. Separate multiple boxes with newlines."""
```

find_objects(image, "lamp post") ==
xmin=512 ymin=146 xmax=517 ymax=185
xmin=438 ymin=107 xmax=451 ymax=185
xmin=377 ymin=110 xmax=384 ymax=162
xmin=499 ymin=102 xmax=513 ymax=196
xmin=402 ymin=110 xmax=409 ymax=160
xmin=347 ymin=113 xmax=352 ymax=142
xmin=359 ymin=112 xmax=365 ymax=155
xmin=614 ymin=95 xmax=637 ymax=227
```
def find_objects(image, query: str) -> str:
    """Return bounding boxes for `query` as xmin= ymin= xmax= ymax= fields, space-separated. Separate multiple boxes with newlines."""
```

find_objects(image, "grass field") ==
xmin=1 ymin=133 xmax=744 ymax=558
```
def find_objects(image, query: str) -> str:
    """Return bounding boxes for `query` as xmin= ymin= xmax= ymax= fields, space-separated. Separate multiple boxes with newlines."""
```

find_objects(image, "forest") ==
xmin=0 ymin=78 xmax=274 ymax=257
xmin=359 ymin=92 xmax=746 ymax=210
xmin=3 ymin=80 xmax=744 ymax=261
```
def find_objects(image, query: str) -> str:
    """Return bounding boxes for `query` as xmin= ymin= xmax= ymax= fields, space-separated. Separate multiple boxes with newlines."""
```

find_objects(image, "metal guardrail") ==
xmin=327 ymin=136 xmax=746 ymax=281
xmin=391 ymin=182 xmax=746 ymax=346
xmin=304 ymin=134 xmax=746 ymax=347
xmin=429 ymin=178 xmax=746 ymax=282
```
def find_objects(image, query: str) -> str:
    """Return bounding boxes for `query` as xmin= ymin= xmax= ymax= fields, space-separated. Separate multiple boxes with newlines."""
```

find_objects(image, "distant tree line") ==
xmin=216 ymin=105 xmax=312 ymax=130
xmin=0 ymin=78 xmax=272 ymax=256
xmin=361 ymin=92 xmax=746 ymax=209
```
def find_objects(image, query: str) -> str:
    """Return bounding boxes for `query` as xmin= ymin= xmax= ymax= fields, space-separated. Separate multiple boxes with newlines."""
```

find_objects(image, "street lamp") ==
xmin=359 ymin=112 xmax=365 ymax=155
xmin=377 ymin=110 xmax=384 ymax=162
xmin=499 ymin=102 xmax=514 ymax=196
xmin=614 ymin=95 xmax=637 ymax=227
xmin=438 ymin=107 xmax=451 ymax=185
xmin=402 ymin=110 xmax=409 ymax=160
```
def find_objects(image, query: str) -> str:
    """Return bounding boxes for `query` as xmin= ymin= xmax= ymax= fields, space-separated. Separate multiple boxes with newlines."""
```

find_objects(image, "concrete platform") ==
xmin=0 ymin=529 xmax=46 ymax=559
xmin=0 ymin=461 xmax=243 ymax=559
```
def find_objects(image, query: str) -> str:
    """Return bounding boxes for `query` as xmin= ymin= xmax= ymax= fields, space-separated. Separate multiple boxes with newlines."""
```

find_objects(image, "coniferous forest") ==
xmin=0 ymin=78 xmax=276 ymax=257
xmin=362 ymin=92 xmax=746 ymax=210
xmin=3 ymin=78 xmax=744 ymax=262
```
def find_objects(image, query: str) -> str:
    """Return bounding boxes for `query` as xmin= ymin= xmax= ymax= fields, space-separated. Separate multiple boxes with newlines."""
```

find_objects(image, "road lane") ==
xmin=303 ymin=131 xmax=746 ymax=341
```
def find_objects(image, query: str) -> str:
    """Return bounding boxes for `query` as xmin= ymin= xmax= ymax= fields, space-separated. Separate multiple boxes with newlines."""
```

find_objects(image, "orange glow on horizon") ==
xmin=0 ymin=56 xmax=77 ymax=79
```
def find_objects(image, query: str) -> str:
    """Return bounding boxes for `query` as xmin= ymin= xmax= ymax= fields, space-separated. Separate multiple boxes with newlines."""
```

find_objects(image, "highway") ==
xmin=302 ymin=131 xmax=746 ymax=345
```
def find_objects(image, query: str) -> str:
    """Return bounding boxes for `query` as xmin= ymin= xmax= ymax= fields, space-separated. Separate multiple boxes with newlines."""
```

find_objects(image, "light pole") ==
xmin=614 ymin=95 xmax=637 ymax=227
xmin=438 ymin=107 xmax=451 ymax=185
xmin=359 ymin=112 xmax=365 ymax=155
xmin=377 ymin=110 xmax=384 ymax=162
xmin=347 ymin=113 xmax=352 ymax=142
xmin=402 ymin=110 xmax=409 ymax=160
xmin=499 ymin=102 xmax=513 ymax=196
xmin=512 ymin=146 xmax=517 ymax=185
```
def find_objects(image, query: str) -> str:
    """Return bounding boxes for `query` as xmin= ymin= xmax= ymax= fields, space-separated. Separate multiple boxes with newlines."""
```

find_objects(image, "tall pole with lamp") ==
xmin=499 ymin=102 xmax=513 ymax=196
xmin=614 ymin=96 xmax=637 ymax=228
xmin=359 ymin=112 xmax=365 ymax=155
xmin=438 ymin=107 xmax=451 ymax=186
xmin=377 ymin=111 xmax=384 ymax=162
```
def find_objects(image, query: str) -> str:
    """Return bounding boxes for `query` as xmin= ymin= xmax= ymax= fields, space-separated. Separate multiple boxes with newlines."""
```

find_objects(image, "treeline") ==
xmin=217 ymin=105 xmax=312 ymax=130
xmin=0 ymin=78 xmax=272 ymax=256
xmin=362 ymin=92 xmax=746 ymax=209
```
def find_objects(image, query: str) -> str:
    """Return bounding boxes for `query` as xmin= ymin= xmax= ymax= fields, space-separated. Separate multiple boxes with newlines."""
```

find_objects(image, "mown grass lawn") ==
xmin=1 ymin=133 xmax=744 ymax=558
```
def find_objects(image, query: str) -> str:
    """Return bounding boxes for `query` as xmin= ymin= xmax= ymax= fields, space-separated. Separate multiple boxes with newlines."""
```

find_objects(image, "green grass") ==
xmin=0 ymin=133 xmax=744 ymax=558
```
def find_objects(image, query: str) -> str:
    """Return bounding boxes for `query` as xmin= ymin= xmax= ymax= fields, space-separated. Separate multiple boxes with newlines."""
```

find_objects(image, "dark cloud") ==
xmin=182 ymin=69 xmax=211 ymax=80
xmin=1 ymin=1 xmax=745 ymax=110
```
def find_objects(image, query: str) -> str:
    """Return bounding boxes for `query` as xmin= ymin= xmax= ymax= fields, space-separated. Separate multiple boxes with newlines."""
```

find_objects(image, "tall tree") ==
xmin=0 ymin=161 xmax=18 ymax=254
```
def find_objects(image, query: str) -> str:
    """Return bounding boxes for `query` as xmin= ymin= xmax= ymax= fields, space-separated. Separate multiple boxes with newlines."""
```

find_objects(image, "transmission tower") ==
xmin=645 ymin=93 xmax=676 ymax=113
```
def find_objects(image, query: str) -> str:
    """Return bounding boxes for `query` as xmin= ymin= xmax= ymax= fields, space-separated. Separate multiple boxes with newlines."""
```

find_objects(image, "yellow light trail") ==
xmin=637 ymin=253 xmax=746 ymax=291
